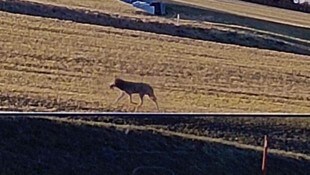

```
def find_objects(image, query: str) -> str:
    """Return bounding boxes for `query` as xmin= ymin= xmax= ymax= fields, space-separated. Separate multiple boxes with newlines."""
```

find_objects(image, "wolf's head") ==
xmin=110 ymin=78 xmax=124 ymax=89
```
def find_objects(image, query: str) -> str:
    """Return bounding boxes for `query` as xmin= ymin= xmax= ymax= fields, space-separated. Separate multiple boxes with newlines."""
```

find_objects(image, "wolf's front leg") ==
xmin=113 ymin=92 xmax=125 ymax=105
xmin=129 ymin=94 xmax=138 ymax=105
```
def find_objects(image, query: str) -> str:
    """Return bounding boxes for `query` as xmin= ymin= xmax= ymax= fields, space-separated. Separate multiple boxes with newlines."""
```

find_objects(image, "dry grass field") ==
xmin=171 ymin=0 xmax=310 ymax=27
xmin=26 ymin=0 xmax=139 ymax=15
xmin=0 ymin=0 xmax=309 ymax=174
xmin=29 ymin=0 xmax=310 ymax=27
xmin=0 ymin=8 xmax=310 ymax=112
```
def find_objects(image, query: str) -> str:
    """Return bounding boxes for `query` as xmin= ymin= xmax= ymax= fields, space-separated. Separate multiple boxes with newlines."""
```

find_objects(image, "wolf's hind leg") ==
xmin=135 ymin=94 xmax=144 ymax=112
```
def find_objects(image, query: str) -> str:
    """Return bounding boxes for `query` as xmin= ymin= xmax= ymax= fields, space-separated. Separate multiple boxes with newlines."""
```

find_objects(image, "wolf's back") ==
xmin=139 ymin=82 xmax=153 ymax=92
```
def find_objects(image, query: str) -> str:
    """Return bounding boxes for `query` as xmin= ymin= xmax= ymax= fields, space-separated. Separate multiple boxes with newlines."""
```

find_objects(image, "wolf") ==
xmin=110 ymin=78 xmax=159 ymax=111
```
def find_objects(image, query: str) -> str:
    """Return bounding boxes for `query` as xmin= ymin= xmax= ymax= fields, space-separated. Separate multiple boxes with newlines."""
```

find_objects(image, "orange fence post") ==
xmin=262 ymin=135 xmax=268 ymax=175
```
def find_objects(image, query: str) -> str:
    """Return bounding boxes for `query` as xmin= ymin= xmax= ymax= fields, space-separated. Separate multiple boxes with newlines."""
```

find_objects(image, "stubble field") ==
xmin=0 ymin=0 xmax=309 ymax=174
xmin=0 ymin=7 xmax=310 ymax=113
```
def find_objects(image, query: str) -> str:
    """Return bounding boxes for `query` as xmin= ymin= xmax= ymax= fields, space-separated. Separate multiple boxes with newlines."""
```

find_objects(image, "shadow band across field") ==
xmin=166 ymin=1 xmax=310 ymax=41
xmin=0 ymin=117 xmax=309 ymax=175
xmin=0 ymin=0 xmax=310 ymax=56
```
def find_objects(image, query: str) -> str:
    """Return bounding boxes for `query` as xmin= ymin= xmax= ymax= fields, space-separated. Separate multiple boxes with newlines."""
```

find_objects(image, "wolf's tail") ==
xmin=148 ymin=86 xmax=156 ymax=100
xmin=149 ymin=93 xmax=159 ymax=111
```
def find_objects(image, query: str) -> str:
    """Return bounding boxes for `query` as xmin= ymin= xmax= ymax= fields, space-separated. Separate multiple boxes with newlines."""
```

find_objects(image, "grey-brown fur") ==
xmin=110 ymin=78 xmax=159 ymax=111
